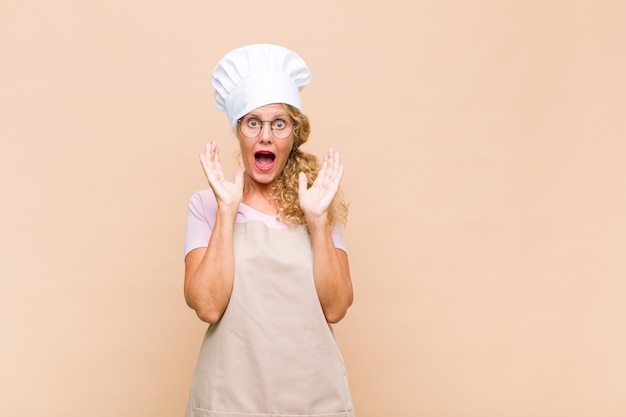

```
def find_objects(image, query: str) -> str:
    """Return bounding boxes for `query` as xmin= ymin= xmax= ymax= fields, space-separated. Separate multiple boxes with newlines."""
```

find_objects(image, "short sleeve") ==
xmin=330 ymin=222 xmax=347 ymax=253
xmin=183 ymin=189 xmax=218 ymax=259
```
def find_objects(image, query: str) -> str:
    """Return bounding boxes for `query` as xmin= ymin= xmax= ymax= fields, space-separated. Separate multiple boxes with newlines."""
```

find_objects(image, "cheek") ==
xmin=238 ymin=140 xmax=253 ymax=157
xmin=285 ymin=136 xmax=296 ymax=150
xmin=279 ymin=142 xmax=295 ymax=159
xmin=290 ymin=133 xmax=300 ymax=147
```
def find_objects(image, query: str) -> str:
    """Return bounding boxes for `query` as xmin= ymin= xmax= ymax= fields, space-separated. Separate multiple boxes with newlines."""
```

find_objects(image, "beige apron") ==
xmin=186 ymin=221 xmax=355 ymax=417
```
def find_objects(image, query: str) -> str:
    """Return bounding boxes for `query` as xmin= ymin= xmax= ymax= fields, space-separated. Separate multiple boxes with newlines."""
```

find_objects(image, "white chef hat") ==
xmin=211 ymin=44 xmax=311 ymax=127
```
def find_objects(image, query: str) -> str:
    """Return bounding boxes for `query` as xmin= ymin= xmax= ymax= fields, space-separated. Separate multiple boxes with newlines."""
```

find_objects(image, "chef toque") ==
xmin=211 ymin=44 xmax=311 ymax=128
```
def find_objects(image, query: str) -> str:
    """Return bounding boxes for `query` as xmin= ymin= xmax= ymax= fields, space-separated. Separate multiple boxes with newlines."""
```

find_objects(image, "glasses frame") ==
xmin=237 ymin=116 xmax=296 ymax=140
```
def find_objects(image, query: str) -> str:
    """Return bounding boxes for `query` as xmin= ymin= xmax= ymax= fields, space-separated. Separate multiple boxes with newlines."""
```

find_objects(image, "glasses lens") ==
xmin=271 ymin=119 xmax=292 ymax=139
xmin=240 ymin=118 xmax=259 ymax=138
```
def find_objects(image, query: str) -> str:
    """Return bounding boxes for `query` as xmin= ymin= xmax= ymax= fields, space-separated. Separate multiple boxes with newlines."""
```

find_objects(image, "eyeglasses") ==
xmin=237 ymin=116 xmax=295 ymax=140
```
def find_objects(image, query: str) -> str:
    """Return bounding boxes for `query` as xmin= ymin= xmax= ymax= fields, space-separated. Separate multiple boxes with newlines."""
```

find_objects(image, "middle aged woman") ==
xmin=183 ymin=44 xmax=355 ymax=416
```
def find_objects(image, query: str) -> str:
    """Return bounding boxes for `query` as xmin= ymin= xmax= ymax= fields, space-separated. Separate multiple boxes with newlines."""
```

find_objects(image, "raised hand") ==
xmin=298 ymin=148 xmax=344 ymax=224
xmin=199 ymin=141 xmax=243 ymax=209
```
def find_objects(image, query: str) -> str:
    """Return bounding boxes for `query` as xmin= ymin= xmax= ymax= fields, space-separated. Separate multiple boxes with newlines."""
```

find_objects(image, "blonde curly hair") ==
xmin=238 ymin=104 xmax=349 ymax=228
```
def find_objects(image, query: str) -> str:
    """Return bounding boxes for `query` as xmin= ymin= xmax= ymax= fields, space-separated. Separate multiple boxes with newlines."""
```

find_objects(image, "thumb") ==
xmin=234 ymin=170 xmax=244 ymax=188
xmin=298 ymin=172 xmax=308 ymax=196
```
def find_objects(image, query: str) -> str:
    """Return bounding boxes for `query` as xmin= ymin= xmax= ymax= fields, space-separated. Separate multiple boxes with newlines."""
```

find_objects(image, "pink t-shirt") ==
xmin=184 ymin=188 xmax=347 ymax=258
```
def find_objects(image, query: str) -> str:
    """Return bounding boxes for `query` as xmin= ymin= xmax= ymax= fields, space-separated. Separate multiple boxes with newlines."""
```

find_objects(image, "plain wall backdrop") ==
xmin=1 ymin=1 xmax=625 ymax=416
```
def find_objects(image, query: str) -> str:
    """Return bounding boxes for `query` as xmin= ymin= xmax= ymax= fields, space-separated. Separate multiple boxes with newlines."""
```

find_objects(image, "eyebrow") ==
xmin=245 ymin=112 xmax=289 ymax=120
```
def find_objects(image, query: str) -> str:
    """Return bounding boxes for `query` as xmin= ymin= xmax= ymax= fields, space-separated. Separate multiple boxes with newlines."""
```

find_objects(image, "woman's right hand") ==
xmin=200 ymin=141 xmax=243 ymax=209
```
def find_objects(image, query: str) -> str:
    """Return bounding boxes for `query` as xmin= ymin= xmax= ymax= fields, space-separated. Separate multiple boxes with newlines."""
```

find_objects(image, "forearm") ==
xmin=184 ymin=210 xmax=237 ymax=323
xmin=308 ymin=218 xmax=353 ymax=323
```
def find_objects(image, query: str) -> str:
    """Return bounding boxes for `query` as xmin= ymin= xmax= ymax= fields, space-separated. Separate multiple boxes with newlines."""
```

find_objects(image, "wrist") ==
xmin=216 ymin=203 xmax=239 ymax=220
xmin=305 ymin=212 xmax=330 ymax=230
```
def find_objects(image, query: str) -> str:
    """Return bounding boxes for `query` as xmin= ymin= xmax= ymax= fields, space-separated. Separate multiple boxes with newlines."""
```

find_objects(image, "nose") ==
xmin=258 ymin=121 xmax=273 ymax=142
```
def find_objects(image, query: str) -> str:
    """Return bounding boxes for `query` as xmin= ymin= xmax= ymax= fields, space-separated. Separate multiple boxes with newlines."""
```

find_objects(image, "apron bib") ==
xmin=186 ymin=221 xmax=354 ymax=417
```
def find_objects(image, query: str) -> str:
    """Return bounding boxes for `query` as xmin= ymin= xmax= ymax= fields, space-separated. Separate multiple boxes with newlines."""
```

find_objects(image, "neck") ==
xmin=242 ymin=179 xmax=277 ymax=215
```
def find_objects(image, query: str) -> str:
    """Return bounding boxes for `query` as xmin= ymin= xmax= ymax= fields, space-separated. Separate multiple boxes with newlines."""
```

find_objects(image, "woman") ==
xmin=183 ymin=44 xmax=355 ymax=417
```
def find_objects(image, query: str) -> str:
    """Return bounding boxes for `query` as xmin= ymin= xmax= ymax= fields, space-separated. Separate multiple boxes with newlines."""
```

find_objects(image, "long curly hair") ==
xmin=242 ymin=104 xmax=349 ymax=228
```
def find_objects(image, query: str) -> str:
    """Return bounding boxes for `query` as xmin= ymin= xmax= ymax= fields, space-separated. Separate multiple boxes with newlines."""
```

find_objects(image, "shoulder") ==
xmin=187 ymin=188 xmax=218 ymax=219
xmin=190 ymin=187 xmax=216 ymax=201
xmin=189 ymin=188 xmax=217 ymax=207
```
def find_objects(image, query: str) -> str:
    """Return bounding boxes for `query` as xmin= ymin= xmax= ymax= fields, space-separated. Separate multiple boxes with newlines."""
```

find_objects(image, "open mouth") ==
xmin=254 ymin=151 xmax=276 ymax=172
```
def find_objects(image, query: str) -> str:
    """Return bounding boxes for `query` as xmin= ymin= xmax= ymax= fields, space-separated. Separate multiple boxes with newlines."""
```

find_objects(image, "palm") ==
xmin=200 ymin=141 xmax=243 ymax=208
xmin=299 ymin=149 xmax=344 ymax=220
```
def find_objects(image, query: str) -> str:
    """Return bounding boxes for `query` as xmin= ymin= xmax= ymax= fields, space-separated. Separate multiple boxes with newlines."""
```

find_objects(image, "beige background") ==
xmin=1 ymin=1 xmax=625 ymax=416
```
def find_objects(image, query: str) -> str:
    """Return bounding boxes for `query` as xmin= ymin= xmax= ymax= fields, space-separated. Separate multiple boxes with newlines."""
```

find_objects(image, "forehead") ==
xmin=245 ymin=103 xmax=288 ymax=118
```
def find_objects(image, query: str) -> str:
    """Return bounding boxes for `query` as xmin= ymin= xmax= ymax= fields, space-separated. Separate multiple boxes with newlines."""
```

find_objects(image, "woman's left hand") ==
xmin=299 ymin=148 xmax=344 ymax=224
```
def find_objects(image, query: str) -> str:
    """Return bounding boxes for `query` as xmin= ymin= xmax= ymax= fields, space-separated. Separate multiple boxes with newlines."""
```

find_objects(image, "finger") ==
xmin=330 ymin=150 xmax=340 ymax=178
xmin=326 ymin=148 xmax=334 ymax=169
xmin=202 ymin=143 xmax=214 ymax=170
xmin=317 ymin=150 xmax=332 ymax=180
xmin=316 ymin=168 xmax=326 ymax=185
xmin=298 ymin=172 xmax=308 ymax=196
xmin=335 ymin=164 xmax=344 ymax=184
xmin=210 ymin=141 xmax=221 ymax=168
xmin=319 ymin=149 xmax=338 ymax=182
xmin=200 ymin=151 xmax=212 ymax=175
xmin=201 ymin=142 xmax=223 ymax=184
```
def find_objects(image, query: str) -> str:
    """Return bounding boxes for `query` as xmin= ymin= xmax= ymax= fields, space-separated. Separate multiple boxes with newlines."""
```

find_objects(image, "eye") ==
xmin=272 ymin=119 xmax=287 ymax=130
xmin=246 ymin=118 xmax=261 ymax=128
